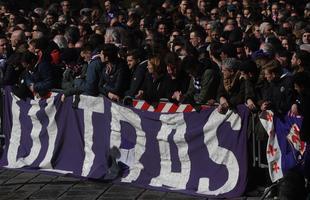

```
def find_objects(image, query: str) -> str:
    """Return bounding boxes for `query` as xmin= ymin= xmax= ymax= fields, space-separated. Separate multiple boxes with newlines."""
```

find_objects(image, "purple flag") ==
xmin=260 ymin=110 xmax=307 ymax=182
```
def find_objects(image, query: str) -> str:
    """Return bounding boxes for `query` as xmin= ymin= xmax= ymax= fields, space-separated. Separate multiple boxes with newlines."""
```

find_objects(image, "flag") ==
xmin=260 ymin=110 xmax=306 ymax=182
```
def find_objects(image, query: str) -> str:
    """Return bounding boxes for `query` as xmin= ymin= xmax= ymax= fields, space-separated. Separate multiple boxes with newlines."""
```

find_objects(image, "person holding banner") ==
xmin=217 ymin=57 xmax=256 ymax=114
xmin=172 ymin=55 xmax=219 ymax=106
xmin=135 ymin=54 xmax=166 ymax=104
xmin=98 ymin=43 xmax=129 ymax=102
xmin=261 ymin=61 xmax=294 ymax=116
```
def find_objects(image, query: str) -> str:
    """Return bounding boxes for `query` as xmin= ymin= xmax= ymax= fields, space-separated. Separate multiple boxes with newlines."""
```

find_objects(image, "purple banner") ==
xmin=0 ymin=87 xmax=249 ymax=198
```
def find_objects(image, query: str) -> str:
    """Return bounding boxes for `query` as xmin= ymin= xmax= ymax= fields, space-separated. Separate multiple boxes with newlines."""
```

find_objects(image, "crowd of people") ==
xmin=0 ymin=0 xmax=309 ymax=198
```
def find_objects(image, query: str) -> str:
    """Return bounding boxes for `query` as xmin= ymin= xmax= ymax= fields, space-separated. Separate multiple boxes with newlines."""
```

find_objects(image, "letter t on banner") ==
xmin=77 ymin=95 xmax=105 ymax=177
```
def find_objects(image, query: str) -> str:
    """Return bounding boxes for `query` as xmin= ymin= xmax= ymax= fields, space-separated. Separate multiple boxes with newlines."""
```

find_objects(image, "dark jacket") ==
xmin=263 ymin=74 xmax=295 ymax=116
xmin=27 ymin=60 xmax=54 ymax=97
xmin=0 ymin=64 xmax=23 ymax=86
xmin=0 ymin=53 xmax=23 ymax=86
xmin=12 ymin=70 xmax=34 ymax=100
xmin=124 ymin=60 xmax=147 ymax=97
xmin=217 ymin=76 xmax=255 ymax=107
xmin=74 ymin=55 xmax=103 ymax=96
xmin=141 ymin=72 xmax=166 ymax=104
xmin=98 ymin=59 xmax=129 ymax=97
xmin=62 ymin=63 xmax=87 ymax=97
xmin=160 ymin=74 xmax=187 ymax=102
xmin=184 ymin=65 xmax=220 ymax=104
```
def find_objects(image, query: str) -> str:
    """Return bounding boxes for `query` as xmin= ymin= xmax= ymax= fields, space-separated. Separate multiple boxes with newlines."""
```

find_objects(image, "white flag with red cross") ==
xmin=259 ymin=110 xmax=283 ymax=182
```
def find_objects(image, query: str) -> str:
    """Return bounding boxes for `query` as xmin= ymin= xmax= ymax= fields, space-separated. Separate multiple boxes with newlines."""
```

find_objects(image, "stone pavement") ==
xmin=0 ymin=167 xmax=271 ymax=200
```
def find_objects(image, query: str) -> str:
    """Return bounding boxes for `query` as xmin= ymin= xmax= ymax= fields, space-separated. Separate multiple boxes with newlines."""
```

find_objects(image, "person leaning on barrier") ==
xmin=61 ymin=48 xmax=81 ymax=90
xmin=238 ymin=59 xmax=259 ymax=111
xmin=60 ymin=43 xmax=95 ymax=103
xmin=216 ymin=57 xmax=256 ymax=114
xmin=160 ymin=52 xmax=188 ymax=102
xmin=98 ymin=43 xmax=129 ymax=102
xmin=260 ymin=61 xmax=295 ymax=116
xmin=123 ymin=49 xmax=147 ymax=98
xmin=172 ymin=55 xmax=219 ymax=106
xmin=291 ymin=72 xmax=310 ymax=140
xmin=135 ymin=54 xmax=166 ymax=104
xmin=25 ymin=37 xmax=54 ymax=99
xmin=12 ymin=51 xmax=37 ymax=100
xmin=73 ymin=36 xmax=104 ymax=96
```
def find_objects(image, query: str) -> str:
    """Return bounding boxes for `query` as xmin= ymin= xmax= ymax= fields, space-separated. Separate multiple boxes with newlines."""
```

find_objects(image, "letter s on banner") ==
xmin=198 ymin=109 xmax=241 ymax=195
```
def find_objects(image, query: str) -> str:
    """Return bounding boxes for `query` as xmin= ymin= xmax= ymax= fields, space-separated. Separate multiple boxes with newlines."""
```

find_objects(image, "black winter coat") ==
xmin=98 ymin=59 xmax=129 ymax=97
xmin=263 ymin=74 xmax=295 ymax=116
xmin=217 ymin=77 xmax=255 ymax=107
xmin=124 ymin=61 xmax=147 ymax=97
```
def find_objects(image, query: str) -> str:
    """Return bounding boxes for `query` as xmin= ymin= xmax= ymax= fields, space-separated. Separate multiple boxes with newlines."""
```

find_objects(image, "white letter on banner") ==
xmin=78 ymin=95 xmax=104 ymax=177
xmin=39 ymin=94 xmax=58 ymax=169
xmin=197 ymin=109 xmax=241 ymax=195
xmin=16 ymin=99 xmax=44 ymax=167
xmin=150 ymin=113 xmax=190 ymax=189
xmin=23 ymin=94 xmax=60 ymax=168
xmin=6 ymin=93 xmax=23 ymax=168
xmin=110 ymin=103 xmax=146 ymax=183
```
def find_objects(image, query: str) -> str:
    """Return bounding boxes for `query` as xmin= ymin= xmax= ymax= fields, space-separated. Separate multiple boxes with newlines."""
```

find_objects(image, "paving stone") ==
xmin=138 ymin=190 xmax=167 ymax=199
xmin=98 ymin=184 xmax=144 ymax=199
xmin=0 ymin=184 xmax=23 ymax=193
xmin=72 ymin=181 xmax=112 ymax=190
xmin=29 ymin=174 xmax=57 ymax=183
xmin=4 ymin=185 xmax=42 ymax=200
xmin=0 ymin=170 xmax=22 ymax=184
xmin=163 ymin=192 xmax=204 ymax=200
xmin=0 ymin=169 xmax=263 ymax=200
xmin=0 ymin=194 xmax=13 ymax=200
xmin=5 ymin=172 xmax=38 ymax=184
xmin=28 ymin=184 xmax=72 ymax=199
xmin=53 ymin=176 xmax=81 ymax=182
xmin=98 ymin=198 xmax=135 ymax=200
xmin=0 ymin=184 xmax=25 ymax=200
xmin=57 ymin=190 xmax=103 ymax=200
xmin=17 ymin=184 xmax=43 ymax=194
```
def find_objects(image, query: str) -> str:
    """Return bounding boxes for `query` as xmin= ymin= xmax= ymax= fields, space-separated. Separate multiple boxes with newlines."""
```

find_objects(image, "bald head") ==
xmin=10 ymin=30 xmax=25 ymax=49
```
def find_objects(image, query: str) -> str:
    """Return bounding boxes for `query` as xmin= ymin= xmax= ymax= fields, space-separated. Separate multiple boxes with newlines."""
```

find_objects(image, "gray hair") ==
xmin=222 ymin=57 xmax=239 ymax=70
xmin=260 ymin=42 xmax=274 ymax=56
xmin=53 ymin=34 xmax=68 ymax=49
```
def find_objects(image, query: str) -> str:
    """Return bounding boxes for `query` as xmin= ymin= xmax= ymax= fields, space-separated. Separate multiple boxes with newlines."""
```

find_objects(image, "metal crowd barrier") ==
xmin=250 ymin=112 xmax=268 ymax=169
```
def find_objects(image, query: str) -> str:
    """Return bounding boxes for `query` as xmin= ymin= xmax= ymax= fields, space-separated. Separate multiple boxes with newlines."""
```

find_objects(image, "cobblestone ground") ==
xmin=0 ymin=168 xmax=271 ymax=200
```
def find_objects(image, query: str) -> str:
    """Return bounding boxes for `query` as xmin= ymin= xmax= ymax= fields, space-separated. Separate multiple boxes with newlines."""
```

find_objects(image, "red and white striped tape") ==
xmin=132 ymin=100 xmax=210 ymax=113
